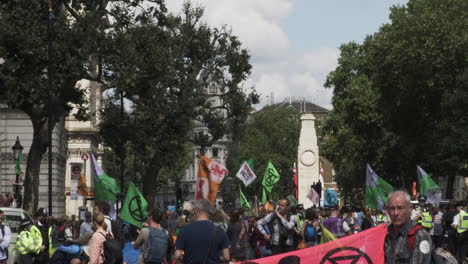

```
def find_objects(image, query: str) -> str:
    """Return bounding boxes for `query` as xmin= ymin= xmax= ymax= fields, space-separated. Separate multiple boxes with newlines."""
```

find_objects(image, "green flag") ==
xmin=261 ymin=187 xmax=268 ymax=204
xmin=365 ymin=164 xmax=393 ymax=210
xmin=320 ymin=224 xmax=337 ymax=244
xmin=239 ymin=185 xmax=251 ymax=209
xmin=120 ymin=182 xmax=148 ymax=228
xmin=15 ymin=152 xmax=23 ymax=175
xmin=91 ymin=153 xmax=120 ymax=202
xmin=94 ymin=174 xmax=120 ymax=202
xmin=417 ymin=166 xmax=442 ymax=205
xmin=262 ymin=161 xmax=280 ymax=192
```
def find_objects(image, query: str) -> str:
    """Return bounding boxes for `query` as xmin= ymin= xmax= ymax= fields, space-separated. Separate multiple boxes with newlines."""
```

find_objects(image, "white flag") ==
xmin=236 ymin=161 xmax=257 ymax=186
xmin=307 ymin=188 xmax=320 ymax=205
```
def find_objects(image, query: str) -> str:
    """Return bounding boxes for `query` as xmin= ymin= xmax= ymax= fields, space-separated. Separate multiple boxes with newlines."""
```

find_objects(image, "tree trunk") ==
xmin=143 ymin=158 xmax=162 ymax=210
xmin=444 ymin=172 xmax=456 ymax=199
xmin=23 ymin=123 xmax=48 ymax=214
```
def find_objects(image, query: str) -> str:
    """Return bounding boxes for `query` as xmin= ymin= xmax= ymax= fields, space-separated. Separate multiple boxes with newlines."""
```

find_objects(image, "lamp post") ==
xmin=47 ymin=0 xmax=54 ymax=217
xmin=12 ymin=137 xmax=23 ymax=205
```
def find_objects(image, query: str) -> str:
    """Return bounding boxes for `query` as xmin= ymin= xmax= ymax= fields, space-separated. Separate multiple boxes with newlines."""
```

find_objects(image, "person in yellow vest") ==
xmin=411 ymin=195 xmax=433 ymax=230
xmin=17 ymin=218 xmax=43 ymax=264
xmin=451 ymin=201 xmax=467 ymax=264
xmin=377 ymin=210 xmax=388 ymax=224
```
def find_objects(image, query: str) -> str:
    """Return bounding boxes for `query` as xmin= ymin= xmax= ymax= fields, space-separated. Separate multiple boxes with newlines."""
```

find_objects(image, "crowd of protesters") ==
xmin=0 ymin=193 xmax=466 ymax=264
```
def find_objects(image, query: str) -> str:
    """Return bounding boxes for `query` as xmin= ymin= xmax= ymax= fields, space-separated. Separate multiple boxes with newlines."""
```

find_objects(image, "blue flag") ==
xmin=324 ymin=188 xmax=339 ymax=207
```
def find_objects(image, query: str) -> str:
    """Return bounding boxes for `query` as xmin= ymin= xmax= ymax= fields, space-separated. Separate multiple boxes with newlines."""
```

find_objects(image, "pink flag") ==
xmin=236 ymin=224 xmax=387 ymax=264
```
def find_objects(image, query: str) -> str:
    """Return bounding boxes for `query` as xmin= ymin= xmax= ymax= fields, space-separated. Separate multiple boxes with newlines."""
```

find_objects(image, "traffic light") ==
xmin=177 ymin=199 xmax=183 ymax=204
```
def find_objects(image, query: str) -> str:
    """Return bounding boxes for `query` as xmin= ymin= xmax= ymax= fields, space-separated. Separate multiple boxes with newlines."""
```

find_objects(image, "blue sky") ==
xmin=285 ymin=0 xmax=408 ymax=54
xmin=167 ymin=0 xmax=409 ymax=109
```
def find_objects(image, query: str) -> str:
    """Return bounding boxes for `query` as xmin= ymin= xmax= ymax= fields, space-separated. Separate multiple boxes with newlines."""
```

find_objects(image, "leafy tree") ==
xmin=0 ymin=0 xmax=92 ymax=213
xmin=226 ymin=105 xmax=300 ymax=202
xmin=323 ymin=0 xmax=468 ymax=198
xmin=99 ymin=3 xmax=258 ymax=205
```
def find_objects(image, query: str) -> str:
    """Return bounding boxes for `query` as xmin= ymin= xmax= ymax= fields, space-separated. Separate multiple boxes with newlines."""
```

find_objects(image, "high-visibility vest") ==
xmin=417 ymin=208 xmax=433 ymax=229
xmin=16 ymin=230 xmax=41 ymax=255
xmin=456 ymin=212 xmax=468 ymax=233
xmin=377 ymin=214 xmax=387 ymax=223
xmin=48 ymin=226 xmax=56 ymax=256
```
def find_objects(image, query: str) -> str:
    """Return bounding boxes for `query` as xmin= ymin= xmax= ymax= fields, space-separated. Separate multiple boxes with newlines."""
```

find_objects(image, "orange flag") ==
xmin=195 ymin=155 xmax=211 ymax=200
xmin=77 ymin=172 xmax=89 ymax=196
xmin=236 ymin=224 xmax=387 ymax=264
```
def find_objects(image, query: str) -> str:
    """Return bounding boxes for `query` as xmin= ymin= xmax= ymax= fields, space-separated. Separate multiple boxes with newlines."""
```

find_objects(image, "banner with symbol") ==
xmin=324 ymin=188 xmax=339 ymax=207
xmin=262 ymin=161 xmax=280 ymax=192
xmin=236 ymin=224 xmax=387 ymax=264
xmin=120 ymin=182 xmax=148 ymax=228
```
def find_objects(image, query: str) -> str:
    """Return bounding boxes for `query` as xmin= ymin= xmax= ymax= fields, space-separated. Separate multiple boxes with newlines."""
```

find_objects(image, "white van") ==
xmin=0 ymin=207 xmax=34 ymax=264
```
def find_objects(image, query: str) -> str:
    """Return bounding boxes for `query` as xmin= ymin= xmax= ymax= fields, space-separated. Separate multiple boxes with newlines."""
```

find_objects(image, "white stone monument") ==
xmin=297 ymin=114 xmax=319 ymax=208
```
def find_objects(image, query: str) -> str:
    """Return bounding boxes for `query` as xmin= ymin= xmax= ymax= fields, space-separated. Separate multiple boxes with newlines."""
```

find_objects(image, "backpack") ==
xmin=99 ymin=232 xmax=123 ymax=264
xmin=304 ymin=221 xmax=317 ymax=243
xmin=105 ymin=216 xmax=125 ymax=249
xmin=0 ymin=224 xmax=8 ymax=260
xmin=144 ymin=227 xmax=169 ymax=263
xmin=408 ymin=225 xmax=447 ymax=264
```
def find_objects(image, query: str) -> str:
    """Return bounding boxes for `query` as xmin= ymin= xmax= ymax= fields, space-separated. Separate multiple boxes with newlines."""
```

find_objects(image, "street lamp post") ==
xmin=12 ymin=137 xmax=23 ymax=206
xmin=47 ymin=0 xmax=54 ymax=217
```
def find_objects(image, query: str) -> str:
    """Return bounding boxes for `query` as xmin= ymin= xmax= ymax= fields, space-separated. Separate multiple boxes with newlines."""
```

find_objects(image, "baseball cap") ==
xmin=418 ymin=195 xmax=427 ymax=201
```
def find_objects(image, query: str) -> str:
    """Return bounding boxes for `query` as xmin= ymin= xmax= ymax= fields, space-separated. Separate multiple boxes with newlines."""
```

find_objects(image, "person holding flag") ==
xmin=256 ymin=198 xmax=296 ymax=255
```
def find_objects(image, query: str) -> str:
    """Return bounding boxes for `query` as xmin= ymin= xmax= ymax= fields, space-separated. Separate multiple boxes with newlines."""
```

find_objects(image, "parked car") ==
xmin=0 ymin=207 xmax=34 ymax=264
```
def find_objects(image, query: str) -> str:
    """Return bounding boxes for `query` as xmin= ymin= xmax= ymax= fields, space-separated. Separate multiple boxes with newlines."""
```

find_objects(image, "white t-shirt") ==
xmin=342 ymin=221 xmax=350 ymax=232
xmin=104 ymin=215 xmax=113 ymax=235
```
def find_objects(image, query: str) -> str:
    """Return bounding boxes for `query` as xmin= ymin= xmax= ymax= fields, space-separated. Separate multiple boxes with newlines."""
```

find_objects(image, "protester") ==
xmin=175 ymin=199 xmax=230 ymax=264
xmin=122 ymin=223 xmax=140 ymax=264
xmin=50 ymin=241 xmax=85 ymax=264
xmin=256 ymin=198 xmax=297 ymax=255
xmin=79 ymin=211 xmax=93 ymax=237
xmin=17 ymin=218 xmax=43 ymax=264
xmin=430 ymin=206 xmax=444 ymax=249
xmin=385 ymin=190 xmax=432 ymax=264
xmin=451 ymin=201 xmax=467 ymax=264
xmin=322 ymin=209 xmax=352 ymax=239
xmin=88 ymin=214 xmax=109 ymax=264
xmin=134 ymin=209 xmax=170 ymax=264
xmin=444 ymin=202 xmax=458 ymax=255
xmin=0 ymin=209 xmax=11 ymax=264
xmin=94 ymin=201 xmax=112 ymax=234
xmin=361 ymin=207 xmax=375 ymax=231
xmin=301 ymin=208 xmax=319 ymax=246
xmin=227 ymin=210 xmax=245 ymax=261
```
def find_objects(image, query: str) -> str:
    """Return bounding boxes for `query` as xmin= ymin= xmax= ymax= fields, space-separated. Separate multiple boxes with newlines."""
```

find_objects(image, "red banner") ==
xmin=237 ymin=224 xmax=387 ymax=264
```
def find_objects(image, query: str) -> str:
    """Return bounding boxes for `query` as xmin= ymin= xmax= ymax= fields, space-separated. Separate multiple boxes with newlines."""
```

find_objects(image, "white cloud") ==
xmin=166 ymin=0 xmax=337 ymax=109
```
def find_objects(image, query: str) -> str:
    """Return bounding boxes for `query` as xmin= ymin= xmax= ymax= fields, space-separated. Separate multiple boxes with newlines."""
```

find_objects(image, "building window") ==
xmin=70 ymin=163 xmax=83 ymax=181
xmin=212 ymin=148 xmax=219 ymax=158
xmin=209 ymin=83 xmax=217 ymax=94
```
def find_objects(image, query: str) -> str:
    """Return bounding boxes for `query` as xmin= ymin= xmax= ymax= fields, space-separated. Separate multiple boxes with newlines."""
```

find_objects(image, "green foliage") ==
xmin=97 ymin=2 xmax=258 ymax=200
xmin=0 ymin=0 xmax=93 ymax=212
xmin=323 ymin=0 xmax=468 ymax=198
xmin=226 ymin=105 xmax=300 ymax=202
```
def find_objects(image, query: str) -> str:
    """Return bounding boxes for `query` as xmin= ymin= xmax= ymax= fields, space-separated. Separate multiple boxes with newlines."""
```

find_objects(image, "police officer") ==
xmin=411 ymin=195 xmax=433 ymax=230
xmin=33 ymin=208 xmax=50 ymax=264
xmin=17 ymin=218 xmax=43 ymax=264
xmin=451 ymin=201 xmax=467 ymax=263
xmin=385 ymin=190 xmax=432 ymax=264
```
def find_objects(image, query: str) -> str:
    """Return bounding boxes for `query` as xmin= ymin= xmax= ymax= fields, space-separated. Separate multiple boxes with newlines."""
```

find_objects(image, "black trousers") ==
xmin=19 ymin=254 xmax=33 ymax=264
xmin=456 ymin=234 xmax=467 ymax=264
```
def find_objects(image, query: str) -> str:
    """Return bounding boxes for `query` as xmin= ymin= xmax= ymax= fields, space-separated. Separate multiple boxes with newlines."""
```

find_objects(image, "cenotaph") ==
xmin=297 ymin=114 xmax=319 ymax=208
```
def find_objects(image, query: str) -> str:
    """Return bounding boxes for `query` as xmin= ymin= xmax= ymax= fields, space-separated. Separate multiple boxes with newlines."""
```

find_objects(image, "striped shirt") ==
xmin=385 ymin=220 xmax=432 ymax=264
